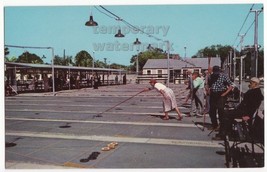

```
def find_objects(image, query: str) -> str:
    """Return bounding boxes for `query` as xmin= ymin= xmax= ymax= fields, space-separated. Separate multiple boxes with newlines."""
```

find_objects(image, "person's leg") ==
xmin=217 ymin=96 xmax=227 ymax=128
xmin=163 ymin=111 xmax=169 ymax=120
xmin=190 ymin=95 xmax=197 ymax=116
xmin=184 ymin=92 xmax=190 ymax=104
xmin=209 ymin=93 xmax=219 ymax=128
xmin=174 ymin=107 xmax=183 ymax=120
xmin=162 ymin=98 xmax=170 ymax=120
xmin=204 ymin=95 xmax=210 ymax=113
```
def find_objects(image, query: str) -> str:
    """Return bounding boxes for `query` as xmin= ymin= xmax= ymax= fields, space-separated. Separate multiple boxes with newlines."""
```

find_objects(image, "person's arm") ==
xmin=221 ymin=75 xmax=234 ymax=97
xmin=143 ymin=87 xmax=153 ymax=92
xmin=221 ymin=85 xmax=233 ymax=97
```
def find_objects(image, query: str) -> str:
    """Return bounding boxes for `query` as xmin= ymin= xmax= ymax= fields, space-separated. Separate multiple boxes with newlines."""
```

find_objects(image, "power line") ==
xmin=235 ymin=8 xmax=263 ymax=49
xmin=5 ymin=44 xmax=52 ymax=49
xmin=232 ymin=4 xmax=255 ymax=47
xmin=97 ymin=5 xmax=164 ymax=42
xmin=94 ymin=6 xmax=117 ymax=20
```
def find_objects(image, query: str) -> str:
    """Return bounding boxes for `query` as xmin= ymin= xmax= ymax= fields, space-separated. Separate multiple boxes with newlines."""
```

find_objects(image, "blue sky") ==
xmin=3 ymin=1 xmax=264 ymax=66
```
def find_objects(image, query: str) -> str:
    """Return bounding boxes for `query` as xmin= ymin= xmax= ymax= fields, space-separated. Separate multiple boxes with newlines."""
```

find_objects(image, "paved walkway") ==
xmin=3 ymin=83 xmax=264 ymax=170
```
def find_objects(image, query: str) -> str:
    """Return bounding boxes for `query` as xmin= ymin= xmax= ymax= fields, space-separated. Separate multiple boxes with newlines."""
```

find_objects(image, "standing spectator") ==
xmin=115 ymin=75 xmax=119 ymax=84
xmin=183 ymin=70 xmax=193 ymax=105
xmin=207 ymin=66 xmax=233 ymax=131
xmin=204 ymin=68 xmax=212 ymax=114
xmin=143 ymin=79 xmax=183 ymax=121
xmin=93 ymin=73 xmax=99 ymax=89
xmin=123 ymin=74 xmax=126 ymax=84
xmin=76 ymin=74 xmax=80 ymax=89
xmin=191 ymin=71 xmax=205 ymax=117
xmin=43 ymin=74 xmax=49 ymax=92
xmin=70 ymin=75 xmax=75 ymax=89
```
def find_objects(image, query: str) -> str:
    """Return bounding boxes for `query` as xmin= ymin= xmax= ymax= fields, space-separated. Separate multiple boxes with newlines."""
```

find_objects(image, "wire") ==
xmin=99 ymin=5 xmax=121 ymax=20
xmin=232 ymin=4 xmax=255 ymax=47
xmin=5 ymin=44 xmax=52 ymax=49
xmin=235 ymin=8 xmax=263 ymax=48
xmin=98 ymin=5 xmax=165 ymax=43
xmin=94 ymin=6 xmax=116 ymax=20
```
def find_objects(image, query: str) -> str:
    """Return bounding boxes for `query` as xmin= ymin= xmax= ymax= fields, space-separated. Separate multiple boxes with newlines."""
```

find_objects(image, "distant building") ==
xmin=137 ymin=57 xmax=221 ymax=84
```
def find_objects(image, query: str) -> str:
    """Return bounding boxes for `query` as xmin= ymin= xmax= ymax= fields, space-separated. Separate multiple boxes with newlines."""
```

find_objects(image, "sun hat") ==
xmin=250 ymin=77 xmax=260 ymax=84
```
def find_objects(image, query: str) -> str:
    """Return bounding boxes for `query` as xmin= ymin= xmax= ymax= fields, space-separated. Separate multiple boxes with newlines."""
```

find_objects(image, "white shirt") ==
xmin=154 ymin=83 xmax=166 ymax=91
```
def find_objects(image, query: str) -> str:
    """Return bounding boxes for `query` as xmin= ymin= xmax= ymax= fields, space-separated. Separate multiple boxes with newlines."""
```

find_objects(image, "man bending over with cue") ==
xmin=143 ymin=79 xmax=183 ymax=121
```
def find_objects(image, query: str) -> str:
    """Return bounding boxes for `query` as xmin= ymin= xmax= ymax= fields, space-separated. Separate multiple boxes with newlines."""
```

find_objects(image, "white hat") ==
xmin=250 ymin=77 xmax=260 ymax=84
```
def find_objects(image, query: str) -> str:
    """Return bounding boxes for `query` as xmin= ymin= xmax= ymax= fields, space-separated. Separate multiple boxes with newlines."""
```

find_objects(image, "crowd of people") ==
xmin=144 ymin=65 xmax=264 ymax=141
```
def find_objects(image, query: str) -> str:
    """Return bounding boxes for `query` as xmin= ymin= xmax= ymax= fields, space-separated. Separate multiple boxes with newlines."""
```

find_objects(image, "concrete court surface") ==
xmin=4 ymin=83 xmax=246 ymax=169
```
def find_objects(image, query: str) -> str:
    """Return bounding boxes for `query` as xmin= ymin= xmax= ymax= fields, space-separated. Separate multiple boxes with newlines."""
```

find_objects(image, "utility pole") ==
xmin=239 ymin=34 xmax=245 ymax=84
xmin=239 ymin=34 xmax=245 ymax=103
xmin=228 ymin=50 xmax=232 ymax=79
xmin=233 ymin=47 xmax=236 ymax=81
xmin=250 ymin=8 xmax=263 ymax=77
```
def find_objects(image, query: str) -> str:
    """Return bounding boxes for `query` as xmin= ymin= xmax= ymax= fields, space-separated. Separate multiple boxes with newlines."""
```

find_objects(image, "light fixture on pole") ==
xmin=134 ymin=38 xmax=141 ymax=45
xmin=133 ymin=38 xmax=141 ymax=74
xmin=115 ymin=29 xmax=124 ymax=37
xmin=85 ymin=7 xmax=98 ymax=26
xmin=115 ymin=18 xmax=124 ymax=37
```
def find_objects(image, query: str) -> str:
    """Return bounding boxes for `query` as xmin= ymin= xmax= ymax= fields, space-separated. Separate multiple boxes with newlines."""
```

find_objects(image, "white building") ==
xmin=138 ymin=57 xmax=221 ymax=84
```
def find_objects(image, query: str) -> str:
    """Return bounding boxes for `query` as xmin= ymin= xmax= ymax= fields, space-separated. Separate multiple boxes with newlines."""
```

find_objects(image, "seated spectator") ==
xmin=213 ymin=77 xmax=263 ymax=140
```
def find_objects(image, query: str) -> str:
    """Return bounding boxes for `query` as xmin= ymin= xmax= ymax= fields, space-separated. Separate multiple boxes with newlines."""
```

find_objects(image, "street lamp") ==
xmin=133 ymin=38 xmax=141 ymax=75
xmin=85 ymin=7 xmax=98 ymax=26
xmin=85 ymin=15 xmax=98 ymax=26
xmin=115 ymin=29 xmax=124 ymax=37
xmin=115 ymin=18 xmax=124 ymax=37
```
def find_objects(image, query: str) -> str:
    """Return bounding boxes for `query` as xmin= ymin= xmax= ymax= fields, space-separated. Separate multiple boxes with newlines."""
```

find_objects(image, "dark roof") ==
xmin=143 ymin=59 xmax=194 ymax=69
xmin=143 ymin=57 xmax=221 ymax=70
xmin=184 ymin=57 xmax=221 ymax=69
xmin=5 ymin=62 xmax=124 ymax=72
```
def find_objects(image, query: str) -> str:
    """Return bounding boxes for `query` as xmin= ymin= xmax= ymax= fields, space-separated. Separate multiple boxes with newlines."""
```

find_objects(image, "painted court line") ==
xmin=6 ymin=131 xmax=222 ymax=148
xmin=6 ymin=117 xmax=195 ymax=128
xmin=5 ymin=109 xmax=189 ymax=116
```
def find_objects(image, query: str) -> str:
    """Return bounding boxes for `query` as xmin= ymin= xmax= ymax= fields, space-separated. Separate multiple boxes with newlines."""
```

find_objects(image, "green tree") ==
xmin=94 ymin=60 xmax=106 ymax=68
xmin=75 ymin=50 xmax=93 ymax=67
xmin=16 ymin=51 xmax=44 ymax=64
xmin=130 ymin=48 xmax=166 ymax=71
xmin=258 ymin=49 xmax=264 ymax=77
xmin=5 ymin=56 xmax=17 ymax=62
xmin=54 ymin=55 xmax=73 ymax=66
xmin=195 ymin=44 xmax=232 ymax=68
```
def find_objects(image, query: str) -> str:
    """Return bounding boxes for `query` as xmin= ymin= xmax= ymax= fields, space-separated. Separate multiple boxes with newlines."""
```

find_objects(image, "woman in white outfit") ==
xmin=144 ymin=79 xmax=183 ymax=120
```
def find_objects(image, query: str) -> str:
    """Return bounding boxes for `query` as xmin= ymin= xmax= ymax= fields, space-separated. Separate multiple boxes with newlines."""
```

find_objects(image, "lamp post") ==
xmin=184 ymin=46 xmax=187 ymax=58
xmin=52 ymin=48 xmax=55 ymax=96
xmin=133 ymin=38 xmax=141 ymax=75
xmin=92 ymin=51 xmax=95 ymax=68
xmin=166 ymin=40 xmax=170 ymax=87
